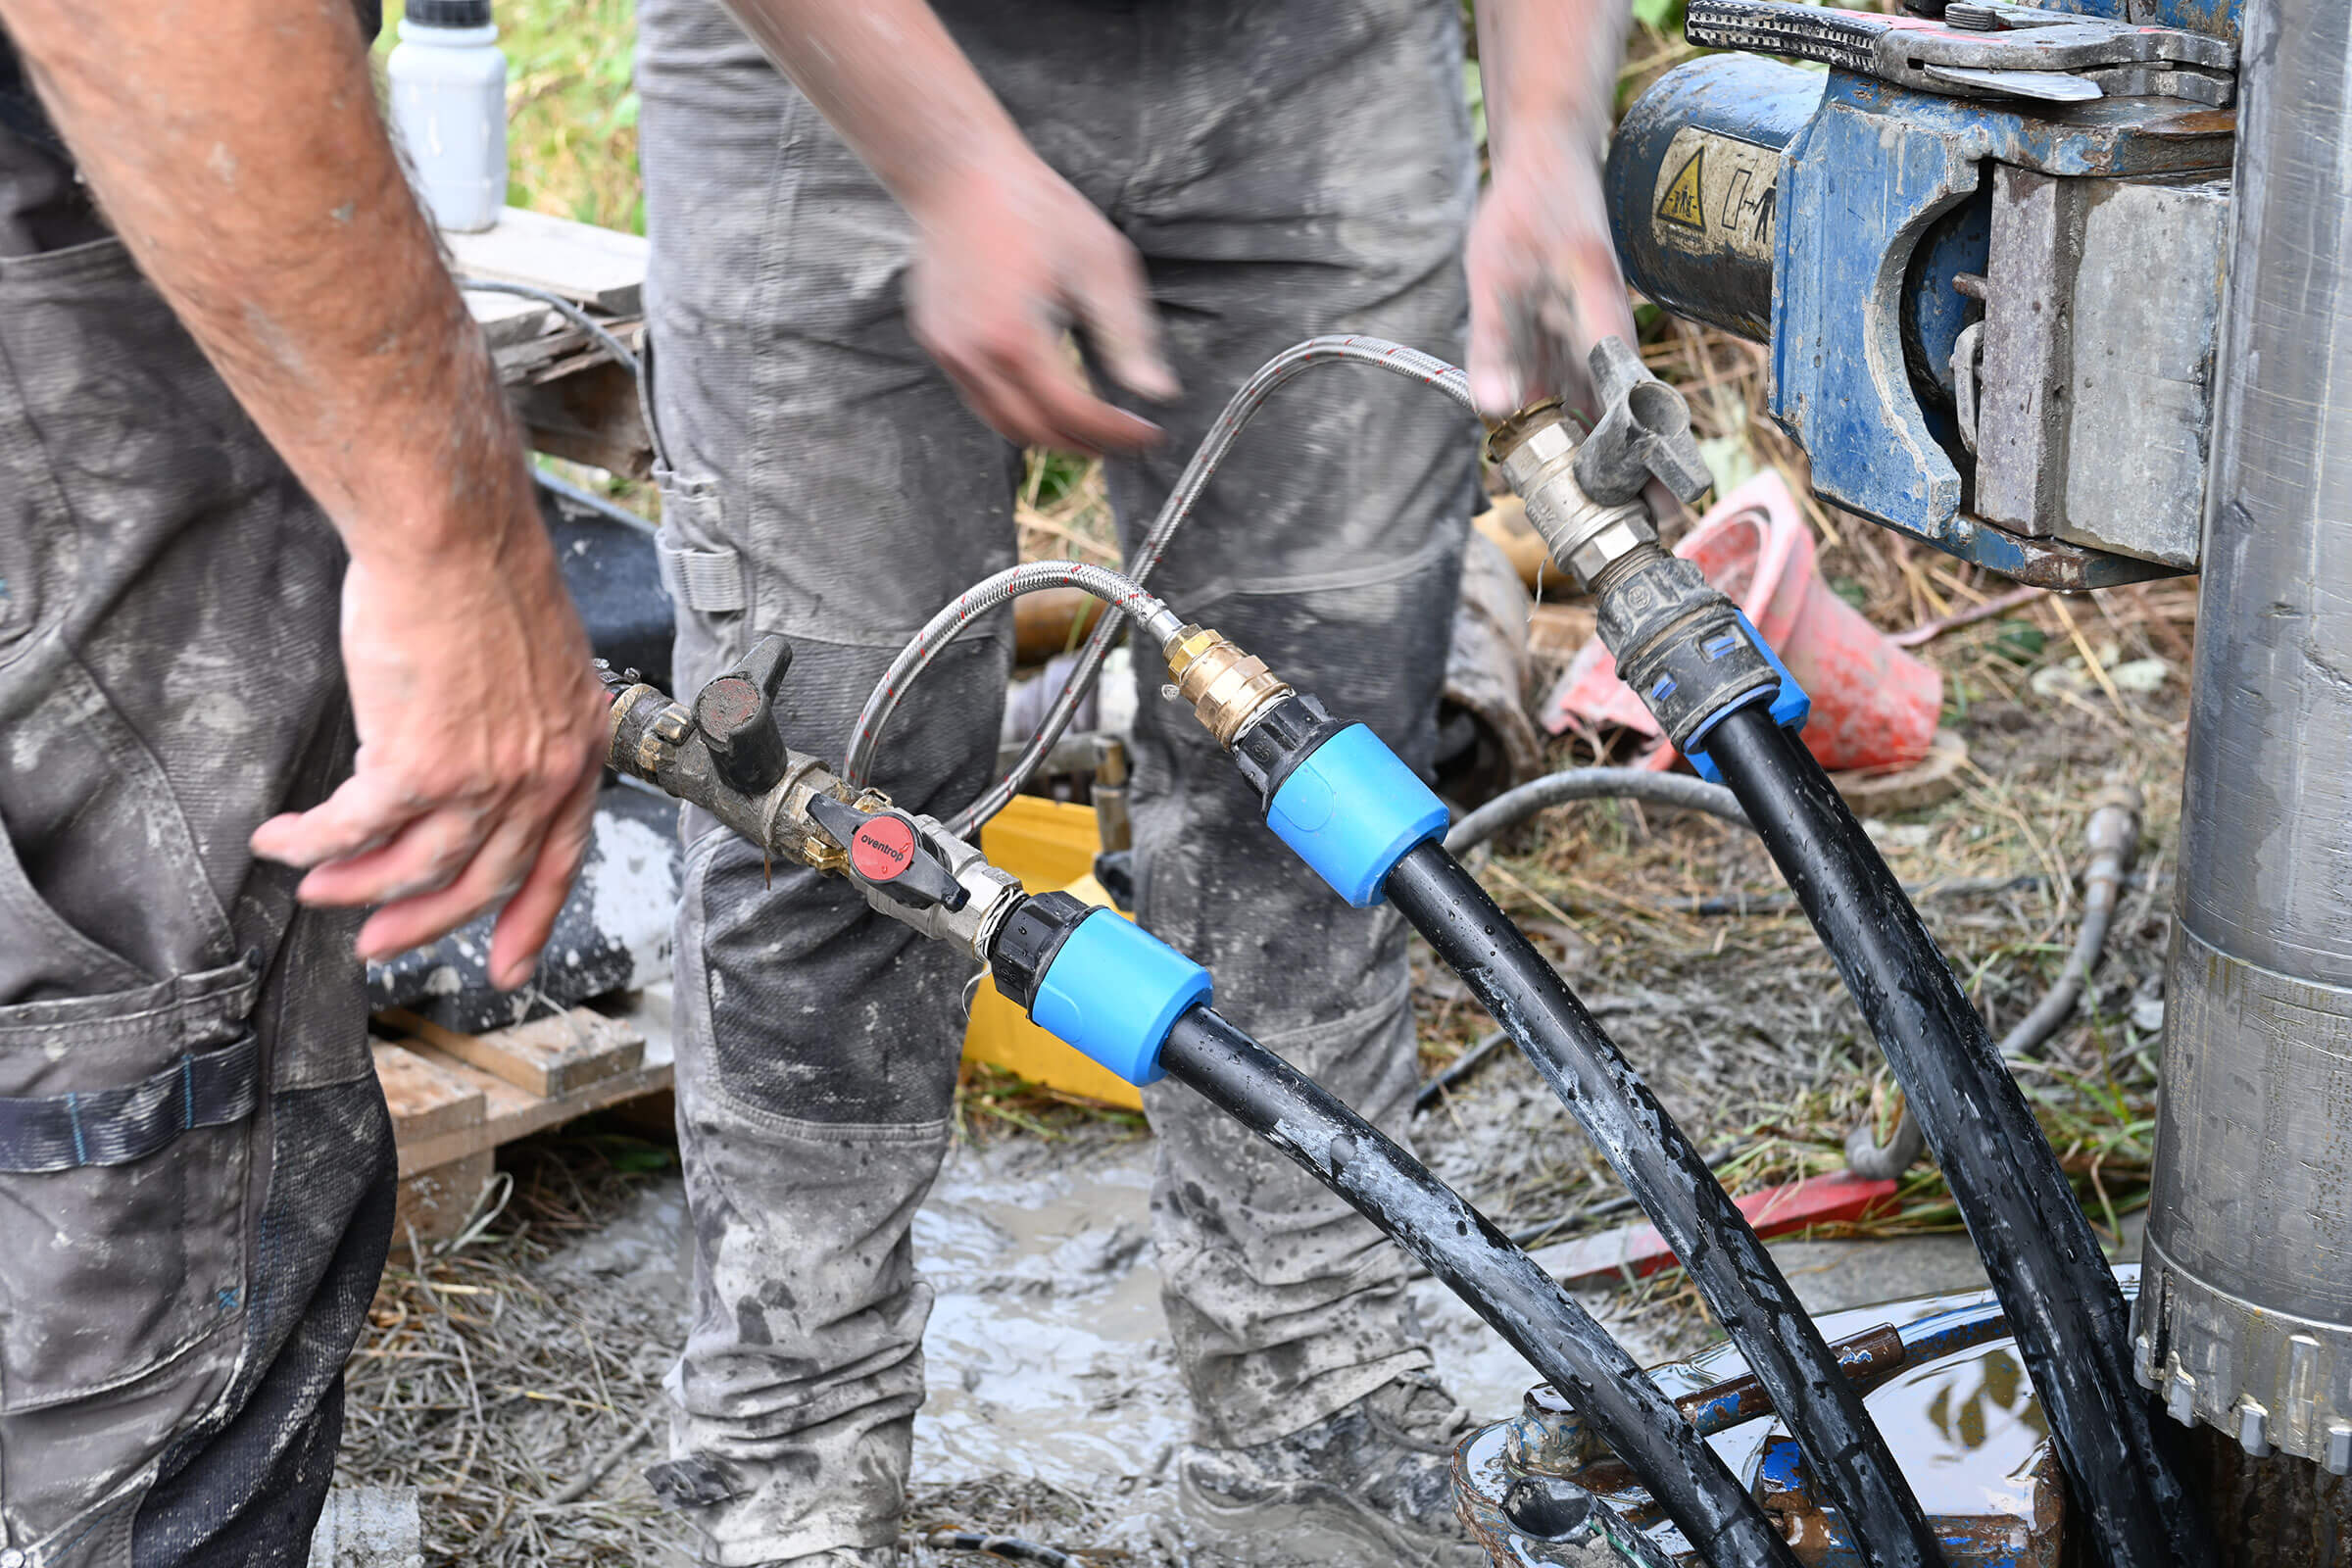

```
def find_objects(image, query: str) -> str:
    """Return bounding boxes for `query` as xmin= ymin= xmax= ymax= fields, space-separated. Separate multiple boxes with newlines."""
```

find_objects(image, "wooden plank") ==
xmin=371 ymin=1042 xmax=485 ymax=1143
xmin=510 ymin=359 xmax=653 ymax=479
xmin=377 ymin=1004 xmax=643 ymax=1100
xmin=466 ymin=288 xmax=559 ymax=351
xmin=443 ymin=206 xmax=648 ymax=315
xmin=395 ymin=1150 xmax=494 ymax=1244
xmin=389 ymin=1054 xmax=673 ymax=1176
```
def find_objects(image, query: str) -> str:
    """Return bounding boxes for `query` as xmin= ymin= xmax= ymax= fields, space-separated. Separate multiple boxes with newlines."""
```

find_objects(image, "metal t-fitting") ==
xmin=1487 ymin=337 xmax=1716 ymax=592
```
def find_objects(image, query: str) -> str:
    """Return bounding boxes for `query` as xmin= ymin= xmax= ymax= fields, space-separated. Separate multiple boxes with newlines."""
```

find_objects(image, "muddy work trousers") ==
xmin=0 ymin=237 xmax=395 ymax=1567
xmin=636 ymin=0 xmax=1480 ymax=1559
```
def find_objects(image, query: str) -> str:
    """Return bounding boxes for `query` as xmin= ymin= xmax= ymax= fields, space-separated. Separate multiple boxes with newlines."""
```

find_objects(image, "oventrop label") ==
xmin=1650 ymin=125 xmax=1784 ymax=269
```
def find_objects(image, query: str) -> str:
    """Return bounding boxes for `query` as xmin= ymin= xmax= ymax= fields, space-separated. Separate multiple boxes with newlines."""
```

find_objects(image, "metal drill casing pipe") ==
xmin=2136 ymin=0 xmax=2352 ymax=1511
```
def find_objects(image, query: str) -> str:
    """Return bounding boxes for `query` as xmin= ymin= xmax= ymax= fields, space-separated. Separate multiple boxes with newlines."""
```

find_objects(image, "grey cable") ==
xmin=942 ymin=335 xmax=1478 ymax=839
xmin=1439 ymin=762 xmax=2135 ymax=1185
xmin=840 ymin=563 xmax=1183 ymax=793
xmin=1444 ymin=767 xmax=1751 ymax=854
xmin=533 ymin=467 xmax=657 ymax=536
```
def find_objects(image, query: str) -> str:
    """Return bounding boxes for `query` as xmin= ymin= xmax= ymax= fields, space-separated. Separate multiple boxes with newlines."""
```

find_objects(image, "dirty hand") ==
xmin=250 ymin=495 xmax=609 ymax=990
xmin=905 ymin=152 xmax=1179 ymax=454
xmin=1465 ymin=139 xmax=1640 ymax=419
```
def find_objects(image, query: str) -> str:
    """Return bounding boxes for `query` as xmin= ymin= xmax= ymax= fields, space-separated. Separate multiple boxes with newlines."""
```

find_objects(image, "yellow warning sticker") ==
xmin=1657 ymin=149 xmax=1707 ymax=231
xmin=1648 ymin=126 xmax=1782 ymax=267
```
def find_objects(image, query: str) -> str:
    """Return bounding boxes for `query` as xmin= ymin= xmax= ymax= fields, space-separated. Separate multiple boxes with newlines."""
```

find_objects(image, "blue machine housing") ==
xmin=1605 ymin=22 xmax=2235 ymax=591
xmin=1265 ymin=724 xmax=1450 ymax=908
xmin=1027 ymin=909 xmax=1212 ymax=1087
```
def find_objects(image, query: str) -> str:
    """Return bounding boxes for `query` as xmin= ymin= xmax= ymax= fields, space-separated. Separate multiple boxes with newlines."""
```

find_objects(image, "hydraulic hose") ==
xmin=1701 ymin=703 xmax=2216 ymax=1568
xmin=1443 ymin=767 xmax=1750 ymax=854
xmin=841 ymin=562 xmax=1184 ymax=794
xmin=1157 ymin=1004 xmax=1796 ymax=1568
xmin=1845 ymin=781 xmax=2142 ymax=1179
xmin=939 ymin=336 xmax=1476 ymax=838
xmin=1381 ymin=839 xmax=1944 ymax=1568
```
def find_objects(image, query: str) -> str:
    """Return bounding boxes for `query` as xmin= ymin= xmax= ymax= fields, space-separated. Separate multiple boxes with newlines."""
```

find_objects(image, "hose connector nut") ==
xmin=1487 ymin=401 xmax=1657 ymax=592
xmin=606 ymin=682 xmax=689 ymax=783
xmin=1167 ymin=625 xmax=1294 ymax=750
xmin=1595 ymin=546 xmax=1802 ymax=778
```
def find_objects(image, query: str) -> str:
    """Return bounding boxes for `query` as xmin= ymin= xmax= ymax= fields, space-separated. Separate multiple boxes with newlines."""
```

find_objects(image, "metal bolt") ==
xmin=2327 ymin=1423 xmax=2352 ymax=1476
xmin=1508 ymin=1384 xmax=1592 ymax=1477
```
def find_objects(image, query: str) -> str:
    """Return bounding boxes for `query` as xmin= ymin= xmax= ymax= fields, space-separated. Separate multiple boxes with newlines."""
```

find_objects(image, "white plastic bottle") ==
xmin=386 ymin=0 xmax=508 ymax=234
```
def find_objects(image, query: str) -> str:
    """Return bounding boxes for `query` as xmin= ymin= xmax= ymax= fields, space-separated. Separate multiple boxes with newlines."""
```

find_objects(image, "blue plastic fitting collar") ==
xmin=1266 ymin=723 xmax=1450 ymax=907
xmin=1027 ymin=909 xmax=1212 ymax=1087
xmin=1684 ymin=609 xmax=1811 ymax=783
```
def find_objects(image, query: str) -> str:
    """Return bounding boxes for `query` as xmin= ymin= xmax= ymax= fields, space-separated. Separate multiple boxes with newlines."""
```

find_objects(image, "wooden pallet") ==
xmin=371 ymin=992 xmax=674 ymax=1242
xmin=448 ymin=206 xmax=655 ymax=478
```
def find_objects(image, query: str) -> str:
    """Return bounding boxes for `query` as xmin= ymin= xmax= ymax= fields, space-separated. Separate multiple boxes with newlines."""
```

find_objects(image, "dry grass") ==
xmin=338 ymin=1126 xmax=679 ymax=1566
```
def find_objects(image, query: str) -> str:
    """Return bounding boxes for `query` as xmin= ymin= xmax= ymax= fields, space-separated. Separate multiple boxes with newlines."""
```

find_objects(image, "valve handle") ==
xmin=695 ymin=635 xmax=795 ymax=796
xmin=807 ymin=794 xmax=970 ymax=913
xmin=1573 ymin=337 xmax=1715 ymax=508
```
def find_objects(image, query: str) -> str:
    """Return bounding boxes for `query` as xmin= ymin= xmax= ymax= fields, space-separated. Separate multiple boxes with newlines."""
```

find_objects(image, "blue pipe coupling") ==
xmin=1219 ymin=691 xmax=1450 ymax=908
xmin=988 ymin=892 xmax=1211 ymax=1087
xmin=1267 ymin=724 xmax=1450 ymax=906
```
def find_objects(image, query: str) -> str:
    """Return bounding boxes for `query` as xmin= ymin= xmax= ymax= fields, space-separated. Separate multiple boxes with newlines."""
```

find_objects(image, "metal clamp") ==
xmin=1687 ymin=0 xmax=2234 ymax=105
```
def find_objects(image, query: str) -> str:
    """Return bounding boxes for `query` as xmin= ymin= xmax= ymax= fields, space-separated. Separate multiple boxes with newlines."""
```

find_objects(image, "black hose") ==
xmin=1157 ymin=1006 xmax=1799 ymax=1568
xmin=925 ymin=1530 xmax=1092 ymax=1567
xmin=1846 ymin=785 xmax=2139 ymax=1180
xmin=1444 ymin=767 xmax=1749 ymax=854
xmin=1411 ymin=1027 xmax=1511 ymax=1115
xmin=1383 ymin=841 xmax=1943 ymax=1568
xmin=1701 ymin=704 xmax=2215 ymax=1568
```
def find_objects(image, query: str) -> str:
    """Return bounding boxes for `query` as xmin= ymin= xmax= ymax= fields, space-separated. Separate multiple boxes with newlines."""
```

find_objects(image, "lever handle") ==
xmin=695 ymin=634 xmax=795 ymax=796
xmin=807 ymin=795 xmax=970 ymax=913
xmin=1573 ymin=337 xmax=1715 ymax=508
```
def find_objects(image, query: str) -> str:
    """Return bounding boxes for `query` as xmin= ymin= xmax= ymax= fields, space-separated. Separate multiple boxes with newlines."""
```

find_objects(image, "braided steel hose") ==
xmin=840 ymin=562 xmax=1182 ymax=794
xmin=910 ymin=336 xmax=1477 ymax=838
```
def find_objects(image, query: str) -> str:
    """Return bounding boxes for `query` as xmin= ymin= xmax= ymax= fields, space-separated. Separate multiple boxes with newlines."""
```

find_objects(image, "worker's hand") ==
xmin=250 ymin=493 xmax=609 ymax=991
xmin=1465 ymin=138 xmax=1639 ymax=419
xmin=905 ymin=152 xmax=1178 ymax=454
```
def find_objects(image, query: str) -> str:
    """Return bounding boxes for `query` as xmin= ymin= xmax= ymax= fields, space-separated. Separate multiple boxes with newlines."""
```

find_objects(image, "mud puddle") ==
xmin=900 ymin=1131 xmax=1673 ymax=1562
xmin=552 ymin=1124 xmax=1675 ymax=1562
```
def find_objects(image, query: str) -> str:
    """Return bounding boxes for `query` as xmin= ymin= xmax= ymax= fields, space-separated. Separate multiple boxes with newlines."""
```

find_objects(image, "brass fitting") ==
xmin=606 ymin=683 xmax=691 ymax=783
xmin=1166 ymin=625 xmax=1293 ymax=751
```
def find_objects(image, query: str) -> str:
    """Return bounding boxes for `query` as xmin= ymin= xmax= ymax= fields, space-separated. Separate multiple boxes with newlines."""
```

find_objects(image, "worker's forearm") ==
xmin=711 ymin=0 xmax=1033 ymax=212
xmin=1473 ymin=0 xmax=1633 ymax=171
xmin=0 ymin=0 xmax=528 ymax=571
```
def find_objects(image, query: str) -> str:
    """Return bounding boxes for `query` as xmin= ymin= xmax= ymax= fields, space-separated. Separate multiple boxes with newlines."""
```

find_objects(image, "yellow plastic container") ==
xmin=962 ymin=796 xmax=1145 ymax=1110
